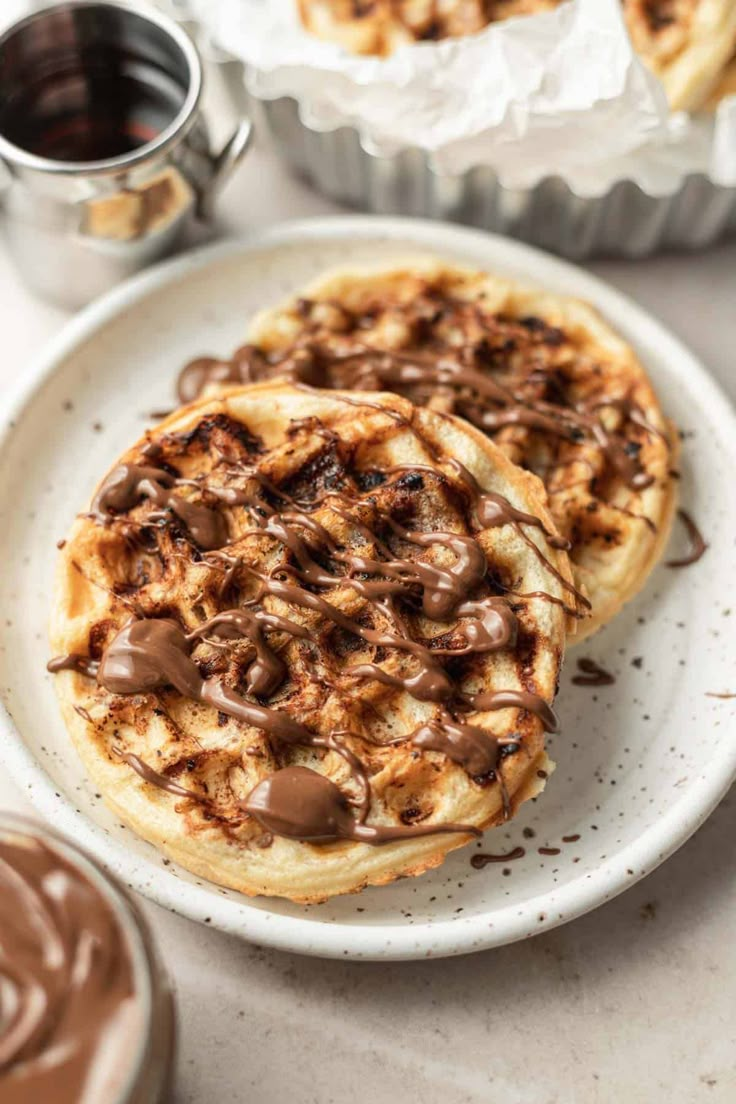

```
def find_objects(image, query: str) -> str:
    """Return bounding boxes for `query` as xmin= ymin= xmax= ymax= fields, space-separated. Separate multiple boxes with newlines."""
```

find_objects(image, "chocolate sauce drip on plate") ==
xmin=538 ymin=846 xmax=561 ymax=856
xmin=470 ymin=846 xmax=525 ymax=869
xmin=571 ymin=658 xmax=615 ymax=687
xmin=666 ymin=509 xmax=707 ymax=568
xmin=0 ymin=833 xmax=137 ymax=1104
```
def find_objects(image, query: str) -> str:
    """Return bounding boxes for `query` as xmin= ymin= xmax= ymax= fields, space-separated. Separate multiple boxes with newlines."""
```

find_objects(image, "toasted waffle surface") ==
xmin=49 ymin=385 xmax=572 ymax=902
xmin=231 ymin=261 xmax=677 ymax=641
xmin=298 ymin=0 xmax=736 ymax=110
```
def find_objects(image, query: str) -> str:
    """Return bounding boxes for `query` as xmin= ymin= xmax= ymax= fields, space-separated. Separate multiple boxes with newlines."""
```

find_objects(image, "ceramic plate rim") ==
xmin=1 ymin=216 xmax=734 ymax=960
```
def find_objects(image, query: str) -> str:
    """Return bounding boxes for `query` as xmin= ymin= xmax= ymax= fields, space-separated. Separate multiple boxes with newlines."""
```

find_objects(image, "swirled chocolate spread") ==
xmin=51 ymin=402 xmax=565 ymax=847
xmin=0 ymin=831 xmax=140 ymax=1104
xmin=470 ymin=846 xmax=525 ymax=869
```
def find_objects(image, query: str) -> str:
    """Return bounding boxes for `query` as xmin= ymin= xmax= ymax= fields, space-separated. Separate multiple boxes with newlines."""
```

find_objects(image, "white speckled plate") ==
xmin=0 ymin=218 xmax=734 ymax=960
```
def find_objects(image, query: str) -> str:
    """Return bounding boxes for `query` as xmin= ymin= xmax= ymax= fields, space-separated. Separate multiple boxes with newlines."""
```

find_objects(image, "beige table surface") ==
xmin=0 ymin=119 xmax=734 ymax=1103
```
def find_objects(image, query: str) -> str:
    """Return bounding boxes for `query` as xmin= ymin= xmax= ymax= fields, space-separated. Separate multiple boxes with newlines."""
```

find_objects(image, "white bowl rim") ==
xmin=1 ymin=215 xmax=734 ymax=960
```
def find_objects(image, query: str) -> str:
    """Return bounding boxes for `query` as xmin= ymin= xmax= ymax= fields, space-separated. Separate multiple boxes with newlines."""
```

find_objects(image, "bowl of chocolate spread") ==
xmin=0 ymin=816 xmax=175 ymax=1103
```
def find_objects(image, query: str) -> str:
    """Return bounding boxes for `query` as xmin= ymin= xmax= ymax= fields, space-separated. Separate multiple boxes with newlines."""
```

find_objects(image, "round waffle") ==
xmin=48 ymin=383 xmax=571 ymax=902
xmin=203 ymin=260 xmax=678 ymax=641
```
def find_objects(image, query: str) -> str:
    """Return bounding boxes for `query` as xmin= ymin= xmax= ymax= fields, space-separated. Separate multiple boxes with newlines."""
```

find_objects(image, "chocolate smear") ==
xmin=667 ymin=509 xmax=707 ymax=568
xmin=571 ymin=658 xmax=615 ymax=687
xmin=470 ymin=846 xmax=525 ymax=869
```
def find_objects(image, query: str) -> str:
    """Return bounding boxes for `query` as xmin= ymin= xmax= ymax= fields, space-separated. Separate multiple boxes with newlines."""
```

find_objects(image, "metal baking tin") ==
xmin=244 ymin=89 xmax=736 ymax=259
xmin=174 ymin=5 xmax=736 ymax=260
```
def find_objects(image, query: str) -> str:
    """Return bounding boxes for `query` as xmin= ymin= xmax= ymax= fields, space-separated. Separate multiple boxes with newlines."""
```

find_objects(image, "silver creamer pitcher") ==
xmin=0 ymin=1 xmax=252 ymax=308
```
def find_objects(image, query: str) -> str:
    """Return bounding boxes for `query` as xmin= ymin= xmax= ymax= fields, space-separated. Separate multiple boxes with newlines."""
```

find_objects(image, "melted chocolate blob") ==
xmin=243 ymin=766 xmax=479 ymax=844
xmin=411 ymin=719 xmax=504 ymax=777
xmin=177 ymin=357 xmax=240 ymax=404
xmin=97 ymin=618 xmax=316 ymax=748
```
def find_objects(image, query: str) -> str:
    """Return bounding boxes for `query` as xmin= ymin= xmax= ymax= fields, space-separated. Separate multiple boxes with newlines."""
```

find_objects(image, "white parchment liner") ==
xmin=178 ymin=0 xmax=736 ymax=197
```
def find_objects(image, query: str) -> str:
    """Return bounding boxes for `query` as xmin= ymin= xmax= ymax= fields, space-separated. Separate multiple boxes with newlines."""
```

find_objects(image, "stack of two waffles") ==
xmin=47 ymin=258 xmax=676 ymax=901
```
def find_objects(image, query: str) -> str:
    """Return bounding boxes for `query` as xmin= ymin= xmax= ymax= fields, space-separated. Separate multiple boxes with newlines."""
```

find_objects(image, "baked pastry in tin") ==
xmin=298 ymin=0 xmax=736 ymax=110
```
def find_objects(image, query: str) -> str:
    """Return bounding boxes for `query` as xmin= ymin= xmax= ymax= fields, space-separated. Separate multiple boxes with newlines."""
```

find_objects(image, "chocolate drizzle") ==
xmin=446 ymin=459 xmax=589 ymax=611
xmin=0 ymin=831 xmax=138 ymax=1104
xmin=177 ymin=356 xmax=240 ymax=404
xmin=98 ymin=618 xmax=324 ymax=750
xmin=47 ymin=653 xmax=99 ymax=678
xmin=92 ymin=462 xmax=228 ymax=550
xmin=118 ymin=748 xmax=205 ymax=800
xmin=667 ymin=509 xmax=707 ymax=568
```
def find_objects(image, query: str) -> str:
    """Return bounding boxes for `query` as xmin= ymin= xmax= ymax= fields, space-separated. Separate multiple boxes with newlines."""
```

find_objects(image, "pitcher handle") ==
xmin=197 ymin=118 xmax=253 ymax=221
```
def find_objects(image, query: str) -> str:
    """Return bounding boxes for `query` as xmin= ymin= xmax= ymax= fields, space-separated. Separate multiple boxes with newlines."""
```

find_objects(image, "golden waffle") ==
xmin=213 ymin=260 xmax=678 ymax=641
xmin=49 ymin=384 xmax=571 ymax=902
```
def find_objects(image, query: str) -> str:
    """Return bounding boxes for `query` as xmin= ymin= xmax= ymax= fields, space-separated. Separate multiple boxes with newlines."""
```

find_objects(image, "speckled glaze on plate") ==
xmin=0 ymin=217 xmax=733 ymax=961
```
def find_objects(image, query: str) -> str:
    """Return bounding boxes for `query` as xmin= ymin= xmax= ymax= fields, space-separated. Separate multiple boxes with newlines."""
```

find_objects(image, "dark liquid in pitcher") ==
xmin=0 ymin=50 xmax=185 ymax=162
